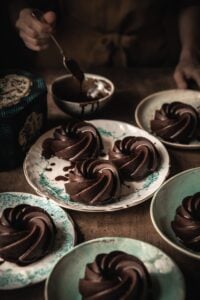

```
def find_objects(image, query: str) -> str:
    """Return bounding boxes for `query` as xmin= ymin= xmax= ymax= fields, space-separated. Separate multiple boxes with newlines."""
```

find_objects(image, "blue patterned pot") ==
xmin=0 ymin=70 xmax=47 ymax=170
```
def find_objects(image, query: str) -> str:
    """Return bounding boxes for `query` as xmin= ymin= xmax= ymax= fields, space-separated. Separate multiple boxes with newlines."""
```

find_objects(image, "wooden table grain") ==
xmin=0 ymin=68 xmax=199 ymax=300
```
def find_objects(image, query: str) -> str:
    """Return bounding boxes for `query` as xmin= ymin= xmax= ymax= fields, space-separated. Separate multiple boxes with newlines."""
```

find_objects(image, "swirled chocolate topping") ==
xmin=0 ymin=204 xmax=56 ymax=265
xmin=42 ymin=120 xmax=103 ymax=161
xmin=108 ymin=136 xmax=160 ymax=181
xmin=171 ymin=192 xmax=200 ymax=251
xmin=65 ymin=159 xmax=121 ymax=205
xmin=79 ymin=251 xmax=152 ymax=300
xmin=150 ymin=102 xmax=199 ymax=143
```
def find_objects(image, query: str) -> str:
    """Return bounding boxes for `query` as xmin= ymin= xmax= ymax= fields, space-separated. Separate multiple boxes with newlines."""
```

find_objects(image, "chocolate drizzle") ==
xmin=55 ymin=175 xmax=68 ymax=182
xmin=65 ymin=159 xmax=121 ymax=205
xmin=42 ymin=120 xmax=103 ymax=162
xmin=79 ymin=251 xmax=152 ymax=300
xmin=109 ymin=136 xmax=160 ymax=181
xmin=151 ymin=102 xmax=199 ymax=143
xmin=0 ymin=204 xmax=56 ymax=265
xmin=171 ymin=192 xmax=200 ymax=251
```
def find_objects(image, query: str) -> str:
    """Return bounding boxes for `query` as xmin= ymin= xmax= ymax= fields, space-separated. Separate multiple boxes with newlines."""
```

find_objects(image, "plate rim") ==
xmin=44 ymin=236 xmax=186 ymax=300
xmin=150 ymin=167 xmax=200 ymax=260
xmin=135 ymin=89 xmax=200 ymax=149
xmin=23 ymin=119 xmax=170 ymax=212
xmin=0 ymin=191 xmax=76 ymax=290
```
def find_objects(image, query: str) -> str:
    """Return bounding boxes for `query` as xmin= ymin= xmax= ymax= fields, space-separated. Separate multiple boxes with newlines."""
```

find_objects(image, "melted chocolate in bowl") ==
xmin=52 ymin=76 xmax=111 ymax=103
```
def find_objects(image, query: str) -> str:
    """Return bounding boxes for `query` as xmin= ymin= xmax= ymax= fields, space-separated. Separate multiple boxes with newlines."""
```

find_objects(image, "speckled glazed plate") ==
xmin=45 ymin=237 xmax=185 ymax=300
xmin=24 ymin=119 xmax=170 ymax=212
xmin=0 ymin=192 xmax=76 ymax=290
xmin=135 ymin=89 xmax=200 ymax=149
xmin=151 ymin=167 xmax=200 ymax=260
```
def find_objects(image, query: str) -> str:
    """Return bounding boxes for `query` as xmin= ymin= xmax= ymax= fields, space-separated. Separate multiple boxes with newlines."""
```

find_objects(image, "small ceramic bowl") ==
xmin=45 ymin=237 xmax=185 ymax=300
xmin=151 ymin=167 xmax=200 ymax=260
xmin=51 ymin=74 xmax=114 ymax=117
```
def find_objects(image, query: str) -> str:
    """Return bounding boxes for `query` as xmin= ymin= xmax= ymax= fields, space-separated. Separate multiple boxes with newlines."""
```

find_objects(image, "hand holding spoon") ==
xmin=32 ymin=9 xmax=85 ymax=85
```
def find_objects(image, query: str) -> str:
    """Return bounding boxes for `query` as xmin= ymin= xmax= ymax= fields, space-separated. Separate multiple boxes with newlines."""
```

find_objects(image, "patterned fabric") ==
xmin=9 ymin=0 xmax=200 ymax=67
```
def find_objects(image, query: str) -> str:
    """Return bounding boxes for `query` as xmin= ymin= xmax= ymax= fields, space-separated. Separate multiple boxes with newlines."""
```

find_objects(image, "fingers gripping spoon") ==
xmin=32 ymin=9 xmax=85 ymax=85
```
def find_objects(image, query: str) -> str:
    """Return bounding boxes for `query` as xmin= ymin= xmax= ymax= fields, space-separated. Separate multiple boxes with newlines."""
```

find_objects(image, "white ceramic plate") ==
xmin=151 ymin=167 xmax=200 ymax=260
xmin=45 ymin=237 xmax=185 ymax=300
xmin=135 ymin=89 xmax=200 ymax=149
xmin=24 ymin=119 xmax=170 ymax=212
xmin=0 ymin=192 xmax=76 ymax=290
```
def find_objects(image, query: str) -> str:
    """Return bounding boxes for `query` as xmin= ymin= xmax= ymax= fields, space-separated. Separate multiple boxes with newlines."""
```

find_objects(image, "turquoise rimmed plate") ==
xmin=151 ymin=167 xmax=200 ymax=260
xmin=24 ymin=119 xmax=170 ymax=212
xmin=0 ymin=192 xmax=76 ymax=289
xmin=45 ymin=237 xmax=185 ymax=300
xmin=135 ymin=89 xmax=200 ymax=149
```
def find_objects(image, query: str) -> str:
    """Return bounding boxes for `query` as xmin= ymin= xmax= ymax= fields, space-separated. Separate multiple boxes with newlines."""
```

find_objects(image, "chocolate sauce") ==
xmin=55 ymin=175 xmax=68 ymax=181
xmin=45 ymin=167 xmax=52 ymax=172
xmin=50 ymin=162 xmax=56 ymax=166
xmin=63 ymin=165 xmax=73 ymax=172
xmin=65 ymin=58 xmax=84 ymax=84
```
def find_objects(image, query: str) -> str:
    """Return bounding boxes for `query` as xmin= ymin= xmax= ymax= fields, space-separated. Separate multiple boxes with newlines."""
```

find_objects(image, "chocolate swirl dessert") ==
xmin=65 ymin=159 xmax=121 ymax=205
xmin=0 ymin=204 xmax=56 ymax=265
xmin=79 ymin=251 xmax=152 ymax=300
xmin=171 ymin=192 xmax=200 ymax=251
xmin=150 ymin=101 xmax=199 ymax=143
xmin=42 ymin=120 xmax=103 ymax=161
xmin=109 ymin=136 xmax=160 ymax=181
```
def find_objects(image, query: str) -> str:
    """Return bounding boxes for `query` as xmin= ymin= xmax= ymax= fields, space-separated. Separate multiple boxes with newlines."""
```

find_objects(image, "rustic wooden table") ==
xmin=0 ymin=68 xmax=199 ymax=300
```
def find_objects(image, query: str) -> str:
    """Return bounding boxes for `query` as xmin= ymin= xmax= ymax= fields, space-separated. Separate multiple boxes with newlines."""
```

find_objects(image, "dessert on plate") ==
xmin=109 ymin=136 xmax=160 ymax=181
xmin=150 ymin=101 xmax=199 ymax=143
xmin=79 ymin=250 xmax=152 ymax=300
xmin=42 ymin=119 xmax=103 ymax=161
xmin=171 ymin=192 xmax=200 ymax=251
xmin=65 ymin=159 xmax=121 ymax=205
xmin=0 ymin=204 xmax=56 ymax=265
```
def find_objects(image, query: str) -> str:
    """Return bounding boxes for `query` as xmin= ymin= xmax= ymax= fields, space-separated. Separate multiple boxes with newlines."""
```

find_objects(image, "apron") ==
xmin=37 ymin=0 xmax=180 ymax=68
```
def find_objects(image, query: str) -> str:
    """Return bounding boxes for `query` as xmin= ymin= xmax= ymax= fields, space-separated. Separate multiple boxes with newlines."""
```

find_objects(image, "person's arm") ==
xmin=9 ymin=1 xmax=58 ymax=51
xmin=174 ymin=4 xmax=200 ymax=88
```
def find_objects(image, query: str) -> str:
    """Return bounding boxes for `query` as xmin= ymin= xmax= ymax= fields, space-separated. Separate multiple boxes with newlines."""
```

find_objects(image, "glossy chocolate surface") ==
xmin=65 ymin=159 xmax=121 ymax=205
xmin=0 ymin=204 xmax=56 ymax=265
xmin=42 ymin=120 xmax=103 ymax=162
xmin=109 ymin=136 xmax=160 ymax=181
xmin=79 ymin=251 xmax=152 ymax=300
xmin=172 ymin=192 xmax=200 ymax=251
xmin=151 ymin=102 xmax=199 ymax=143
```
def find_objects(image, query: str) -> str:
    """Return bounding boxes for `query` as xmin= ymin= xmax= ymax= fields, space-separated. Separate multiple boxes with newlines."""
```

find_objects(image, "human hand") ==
xmin=174 ymin=55 xmax=200 ymax=89
xmin=16 ymin=8 xmax=56 ymax=51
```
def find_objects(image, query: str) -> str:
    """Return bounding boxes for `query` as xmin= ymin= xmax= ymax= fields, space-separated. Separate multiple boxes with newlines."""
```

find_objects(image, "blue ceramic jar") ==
xmin=0 ymin=70 xmax=47 ymax=170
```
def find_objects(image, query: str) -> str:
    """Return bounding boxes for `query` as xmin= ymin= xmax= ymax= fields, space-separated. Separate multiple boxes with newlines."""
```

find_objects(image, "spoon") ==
xmin=32 ymin=9 xmax=85 ymax=84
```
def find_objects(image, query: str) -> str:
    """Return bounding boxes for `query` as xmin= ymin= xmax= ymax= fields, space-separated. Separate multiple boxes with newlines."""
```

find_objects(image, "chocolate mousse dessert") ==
xmin=79 ymin=251 xmax=152 ymax=300
xmin=65 ymin=159 xmax=121 ymax=205
xmin=0 ymin=204 xmax=56 ymax=265
xmin=109 ymin=136 xmax=160 ymax=181
xmin=52 ymin=75 xmax=111 ymax=103
xmin=42 ymin=119 xmax=103 ymax=161
xmin=171 ymin=192 xmax=200 ymax=251
xmin=150 ymin=101 xmax=199 ymax=143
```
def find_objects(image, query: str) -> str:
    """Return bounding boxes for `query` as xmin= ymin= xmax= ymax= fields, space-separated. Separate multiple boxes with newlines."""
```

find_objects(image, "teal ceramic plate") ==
xmin=0 ymin=192 xmax=76 ymax=289
xmin=24 ymin=119 xmax=170 ymax=212
xmin=135 ymin=89 xmax=200 ymax=149
xmin=151 ymin=167 xmax=200 ymax=260
xmin=45 ymin=237 xmax=185 ymax=300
